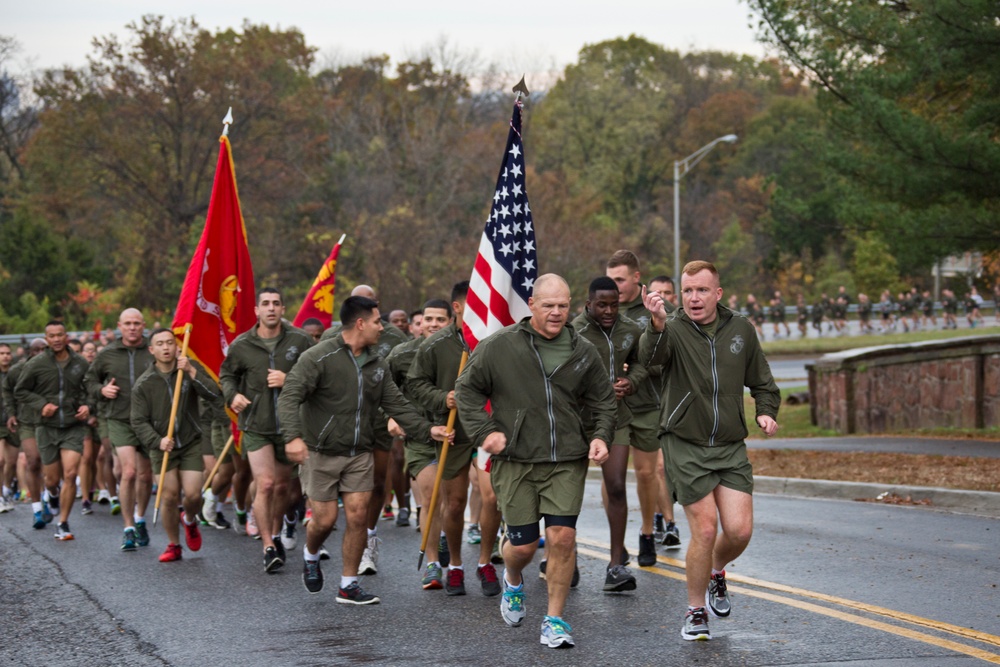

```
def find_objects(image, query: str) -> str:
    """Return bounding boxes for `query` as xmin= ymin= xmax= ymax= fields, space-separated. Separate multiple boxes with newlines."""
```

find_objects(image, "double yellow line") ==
xmin=576 ymin=537 xmax=1000 ymax=664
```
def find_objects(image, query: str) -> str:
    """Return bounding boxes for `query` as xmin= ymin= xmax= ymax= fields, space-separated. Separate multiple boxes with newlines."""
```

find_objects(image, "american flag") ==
xmin=463 ymin=100 xmax=538 ymax=351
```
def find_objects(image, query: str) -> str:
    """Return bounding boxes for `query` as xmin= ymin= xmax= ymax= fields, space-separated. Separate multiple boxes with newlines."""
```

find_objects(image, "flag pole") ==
xmin=152 ymin=324 xmax=192 ymax=526
xmin=201 ymin=434 xmax=235 ymax=494
xmin=418 ymin=350 xmax=469 ymax=570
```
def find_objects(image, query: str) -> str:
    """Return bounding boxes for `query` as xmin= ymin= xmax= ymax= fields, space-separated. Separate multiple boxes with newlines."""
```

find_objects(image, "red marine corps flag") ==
xmin=172 ymin=121 xmax=256 ymax=382
xmin=293 ymin=234 xmax=345 ymax=329
xmin=463 ymin=90 xmax=538 ymax=351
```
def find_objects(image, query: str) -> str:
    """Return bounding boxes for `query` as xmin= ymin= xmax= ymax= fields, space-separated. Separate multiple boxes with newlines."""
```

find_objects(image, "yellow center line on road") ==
xmin=575 ymin=538 xmax=1000 ymax=663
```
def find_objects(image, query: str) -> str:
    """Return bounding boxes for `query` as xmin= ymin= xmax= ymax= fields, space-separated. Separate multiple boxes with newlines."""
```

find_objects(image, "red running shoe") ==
xmin=159 ymin=543 xmax=182 ymax=562
xmin=183 ymin=519 xmax=202 ymax=551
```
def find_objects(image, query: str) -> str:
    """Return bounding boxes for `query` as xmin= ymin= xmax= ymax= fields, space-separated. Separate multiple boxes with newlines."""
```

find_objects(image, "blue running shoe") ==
xmin=33 ymin=511 xmax=46 ymax=530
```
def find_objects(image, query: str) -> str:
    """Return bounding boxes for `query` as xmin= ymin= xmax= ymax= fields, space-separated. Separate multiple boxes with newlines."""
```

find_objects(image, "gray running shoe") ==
xmin=707 ymin=571 xmax=731 ymax=618
xmin=500 ymin=572 xmax=526 ymax=627
xmin=682 ymin=607 xmax=712 ymax=641
xmin=540 ymin=616 xmax=574 ymax=648
xmin=662 ymin=521 xmax=681 ymax=550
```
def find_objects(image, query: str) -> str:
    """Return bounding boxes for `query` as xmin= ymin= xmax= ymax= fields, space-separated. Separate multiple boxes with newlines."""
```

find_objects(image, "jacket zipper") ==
xmin=269 ymin=349 xmax=281 ymax=433
xmin=529 ymin=338 xmax=561 ymax=462
xmin=57 ymin=361 xmax=65 ymax=428
xmin=599 ymin=324 xmax=616 ymax=384
xmin=689 ymin=317 xmax=732 ymax=446
xmin=350 ymin=353 xmax=363 ymax=456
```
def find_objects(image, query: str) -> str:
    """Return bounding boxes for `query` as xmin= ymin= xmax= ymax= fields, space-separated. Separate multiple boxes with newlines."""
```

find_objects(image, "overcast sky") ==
xmin=6 ymin=0 xmax=770 ymax=78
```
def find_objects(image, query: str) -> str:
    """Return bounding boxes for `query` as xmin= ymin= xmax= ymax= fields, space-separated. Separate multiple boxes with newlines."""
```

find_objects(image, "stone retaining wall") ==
xmin=807 ymin=335 xmax=1000 ymax=434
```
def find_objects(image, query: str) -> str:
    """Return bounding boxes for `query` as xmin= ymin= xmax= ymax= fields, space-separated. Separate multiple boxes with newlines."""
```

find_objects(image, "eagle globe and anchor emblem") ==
xmin=730 ymin=334 xmax=745 ymax=355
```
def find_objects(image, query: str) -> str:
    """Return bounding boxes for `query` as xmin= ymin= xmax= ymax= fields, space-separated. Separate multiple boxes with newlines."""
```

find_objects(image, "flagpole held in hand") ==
xmin=201 ymin=434 xmax=235 ymax=494
xmin=153 ymin=324 xmax=192 ymax=527
xmin=418 ymin=350 xmax=469 ymax=571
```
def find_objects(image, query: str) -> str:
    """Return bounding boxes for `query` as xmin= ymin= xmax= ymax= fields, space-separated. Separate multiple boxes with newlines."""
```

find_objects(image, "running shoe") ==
xmin=135 ymin=521 xmax=150 ymax=547
xmin=159 ymin=543 xmax=183 ymax=563
xmin=477 ymin=563 xmax=501 ymax=597
xmin=246 ymin=509 xmax=260 ymax=539
xmin=638 ymin=533 xmax=657 ymax=567
xmin=359 ymin=535 xmax=380 ymax=575
xmin=183 ymin=519 xmax=202 ymax=551
xmin=42 ymin=501 xmax=53 ymax=524
xmin=662 ymin=521 xmax=681 ymax=550
xmin=264 ymin=546 xmax=284 ymax=573
xmin=274 ymin=537 xmax=286 ymax=562
xmin=121 ymin=528 xmax=137 ymax=552
xmin=603 ymin=564 xmax=637 ymax=592
xmin=336 ymin=582 xmax=380 ymax=605
xmin=318 ymin=544 xmax=331 ymax=561
xmin=234 ymin=509 xmax=248 ymax=535
xmin=110 ymin=497 xmax=121 ymax=516
xmin=682 ymin=607 xmax=712 ymax=641
xmin=707 ymin=571 xmax=731 ymax=618
xmin=500 ymin=573 xmax=526 ymax=627
xmin=445 ymin=568 xmax=466 ymax=596
xmin=395 ymin=507 xmax=410 ymax=527
xmin=381 ymin=505 xmax=394 ymax=521
xmin=281 ymin=518 xmax=297 ymax=549
xmin=540 ymin=616 xmax=575 ymax=649
xmin=54 ymin=522 xmax=74 ymax=541
xmin=210 ymin=511 xmax=231 ymax=530
xmin=47 ymin=492 xmax=59 ymax=513
xmin=303 ymin=559 xmax=323 ymax=594
xmin=653 ymin=513 xmax=666 ymax=543
xmin=466 ymin=523 xmax=481 ymax=544
xmin=438 ymin=534 xmax=450 ymax=568
xmin=421 ymin=563 xmax=443 ymax=590
xmin=33 ymin=510 xmax=47 ymax=529
xmin=539 ymin=558 xmax=581 ymax=588
xmin=81 ymin=499 xmax=93 ymax=516
xmin=0 ymin=495 xmax=13 ymax=513
xmin=200 ymin=493 xmax=218 ymax=524
xmin=490 ymin=535 xmax=503 ymax=565
xmin=97 ymin=489 xmax=111 ymax=505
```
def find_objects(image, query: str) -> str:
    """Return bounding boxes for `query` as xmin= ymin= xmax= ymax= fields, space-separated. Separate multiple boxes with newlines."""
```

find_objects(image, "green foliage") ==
xmin=0 ymin=208 xmax=106 ymax=320
xmin=713 ymin=220 xmax=756 ymax=294
xmin=749 ymin=0 xmax=1000 ymax=268
xmin=0 ymin=292 xmax=54 ymax=334
xmin=851 ymin=232 xmax=903 ymax=297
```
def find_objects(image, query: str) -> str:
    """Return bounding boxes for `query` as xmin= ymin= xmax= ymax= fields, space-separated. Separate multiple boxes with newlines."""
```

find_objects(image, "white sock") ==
xmin=449 ymin=564 xmax=464 ymax=572
xmin=303 ymin=546 xmax=319 ymax=561
xmin=2 ymin=485 xmax=10 ymax=496
xmin=135 ymin=513 xmax=145 ymax=524
xmin=216 ymin=501 xmax=224 ymax=512
xmin=504 ymin=573 xmax=522 ymax=590
xmin=341 ymin=576 xmax=358 ymax=588
xmin=32 ymin=501 xmax=42 ymax=512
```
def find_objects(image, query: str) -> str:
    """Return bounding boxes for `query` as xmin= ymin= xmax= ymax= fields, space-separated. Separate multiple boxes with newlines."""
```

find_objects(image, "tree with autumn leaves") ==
xmin=1 ymin=15 xmax=997 ymax=331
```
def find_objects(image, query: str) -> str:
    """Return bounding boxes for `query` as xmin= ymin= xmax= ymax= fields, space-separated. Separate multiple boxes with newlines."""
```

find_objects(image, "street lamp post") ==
xmin=673 ymin=134 xmax=738 ymax=288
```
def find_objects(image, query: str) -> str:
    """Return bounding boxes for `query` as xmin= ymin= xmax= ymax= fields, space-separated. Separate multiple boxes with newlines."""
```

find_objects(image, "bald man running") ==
xmin=85 ymin=308 xmax=155 ymax=551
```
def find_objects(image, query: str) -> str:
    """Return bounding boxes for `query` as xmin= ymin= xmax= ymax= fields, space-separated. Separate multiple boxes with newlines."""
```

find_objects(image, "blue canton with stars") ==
xmin=485 ymin=101 xmax=537 ymax=302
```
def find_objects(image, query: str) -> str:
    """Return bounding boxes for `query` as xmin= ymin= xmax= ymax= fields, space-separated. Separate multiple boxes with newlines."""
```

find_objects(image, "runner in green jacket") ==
xmin=639 ymin=260 xmax=779 ymax=642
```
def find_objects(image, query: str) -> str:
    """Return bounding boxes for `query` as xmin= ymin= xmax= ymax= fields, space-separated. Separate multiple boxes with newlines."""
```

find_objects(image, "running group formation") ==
xmin=736 ymin=284 xmax=994 ymax=340
xmin=0 ymin=250 xmax=780 ymax=648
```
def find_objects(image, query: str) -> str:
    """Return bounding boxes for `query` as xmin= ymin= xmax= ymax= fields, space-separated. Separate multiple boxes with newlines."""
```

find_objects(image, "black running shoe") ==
xmin=438 ymin=534 xmax=450 ymax=569
xmin=303 ymin=559 xmax=323 ymax=593
xmin=445 ymin=568 xmax=466 ymax=596
xmin=264 ymin=546 xmax=284 ymax=573
xmin=336 ymin=581 xmax=380 ymax=605
xmin=637 ymin=533 xmax=657 ymax=567
xmin=603 ymin=564 xmax=637 ymax=592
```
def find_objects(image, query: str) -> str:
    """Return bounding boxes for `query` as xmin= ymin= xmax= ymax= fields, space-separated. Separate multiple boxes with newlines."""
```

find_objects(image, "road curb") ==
xmin=586 ymin=468 xmax=1000 ymax=518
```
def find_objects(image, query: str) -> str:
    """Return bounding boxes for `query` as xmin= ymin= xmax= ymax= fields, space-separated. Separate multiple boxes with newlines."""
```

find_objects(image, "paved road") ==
xmin=749 ymin=436 xmax=1000 ymax=458
xmin=3 ymin=478 xmax=998 ymax=666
